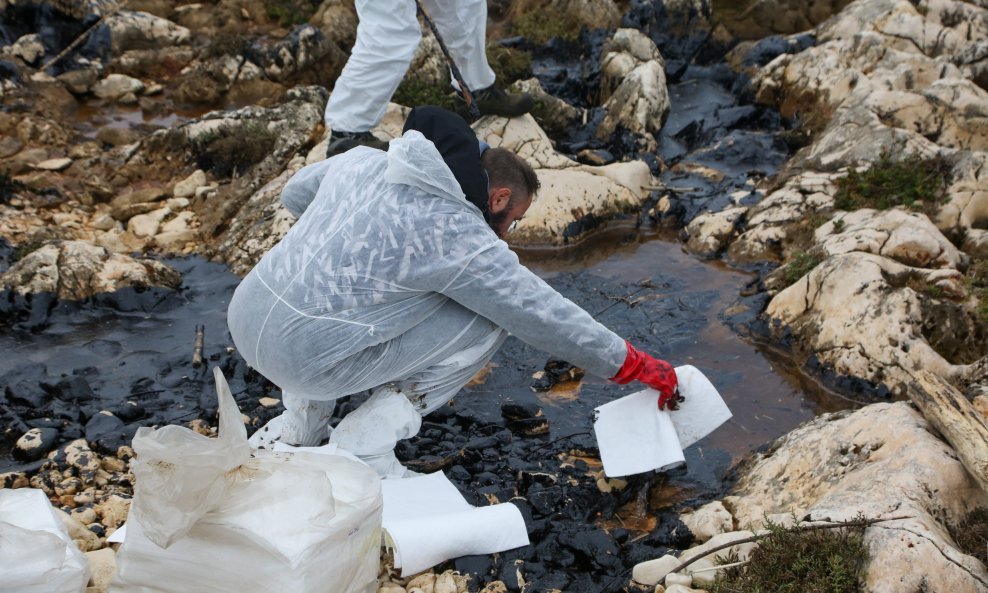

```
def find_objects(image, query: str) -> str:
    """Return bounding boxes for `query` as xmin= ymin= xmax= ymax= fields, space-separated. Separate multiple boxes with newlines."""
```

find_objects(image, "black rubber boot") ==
xmin=326 ymin=130 xmax=389 ymax=157
xmin=458 ymin=85 xmax=535 ymax=118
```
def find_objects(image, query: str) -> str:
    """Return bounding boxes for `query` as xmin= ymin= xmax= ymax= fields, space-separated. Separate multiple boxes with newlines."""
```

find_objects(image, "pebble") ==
xmin=174 ymin=169 xmax=207 ymax=198
xmin=94 ymin=494 xmax=130 ymax=529
xmin=434 ymin=571 xmax=458 ymax=593
xmin=259 ymin=397 xmax=281 ymax=408
xmin=379 ymin=584 xmax=406 ymax=593
xmin=633 ymin=554 xmax=680 ymax=586
xmin=406 ymin=573 xmax=436 ymax=593
xmin=15 ymin=427 xmax=59 ymax=462
xmin=32 ymin=157 xmax=73 ymax=171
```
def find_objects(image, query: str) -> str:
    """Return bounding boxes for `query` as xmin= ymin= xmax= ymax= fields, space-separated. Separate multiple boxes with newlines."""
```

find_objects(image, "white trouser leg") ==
xmin=329 ymin=386 xmax=423 ymax=478
xmin=422 ymin=0 xmax=496 ymax=91
xmin=323 ymin=0 xmax=421 ymax=132
xmin=280 ymin=391 xmax=337 ymax=446
xmin=247 ymin=390 xmax=336 ymax=449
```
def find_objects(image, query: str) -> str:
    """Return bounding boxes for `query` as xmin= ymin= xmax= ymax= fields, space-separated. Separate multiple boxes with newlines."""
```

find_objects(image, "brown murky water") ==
xmin=519 ymin=225 xmax=854 ymax=465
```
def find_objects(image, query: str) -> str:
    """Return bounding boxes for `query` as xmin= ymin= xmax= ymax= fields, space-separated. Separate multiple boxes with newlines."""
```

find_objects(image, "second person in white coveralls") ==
xmin=228 ymin=107 xmax=679 ymax=477
xmin=323 ymin=0 xmax=535 ymax=156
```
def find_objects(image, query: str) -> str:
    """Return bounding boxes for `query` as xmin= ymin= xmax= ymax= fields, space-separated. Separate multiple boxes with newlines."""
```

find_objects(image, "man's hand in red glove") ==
xmin=609 ymin=341 xmax=681 ymax=410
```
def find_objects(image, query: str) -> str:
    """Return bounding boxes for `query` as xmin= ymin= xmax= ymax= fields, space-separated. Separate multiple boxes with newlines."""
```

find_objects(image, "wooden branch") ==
xmin=41 ymin=0 xmax=129 ymax=72
xmin=907 ymin=370 xmax=988 ymax=494
xmin=192 ymin=324 xmax=204 ymax=368
xmin=668 ymin=516 xmax=912 ymax=575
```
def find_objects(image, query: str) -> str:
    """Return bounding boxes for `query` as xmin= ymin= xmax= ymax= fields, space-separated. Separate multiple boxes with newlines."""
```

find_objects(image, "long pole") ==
xmin=413 ymin=0 xmax=481 ymax=118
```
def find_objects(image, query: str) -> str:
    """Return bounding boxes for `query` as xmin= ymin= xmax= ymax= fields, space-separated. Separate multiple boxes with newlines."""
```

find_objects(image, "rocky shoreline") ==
xmin=3 ymin=0 xmax=988 ymax=591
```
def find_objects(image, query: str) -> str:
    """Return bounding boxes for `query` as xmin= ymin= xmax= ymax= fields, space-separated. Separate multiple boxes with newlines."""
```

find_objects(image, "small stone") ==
xmin=633 ymin=554 xmax=680 ymax=586
xmin=92 ymin=212 xmax=118 ymax=231
xmin=118 ymin=92 xmax=139 ymax=104
xmin=14 ymin=427 xmax=59 ymax=461
xmin=434 ymin=571 xmax=457 ymax=593
xmin=680 ymin=501 xmax=733 ymax=543
xmin=93 ymin=73 xmax=144 ymax=101
xmin=56 ymin=508 xmax=102 ymax=552
xmin=32 ymin=157 xmax=73 ymax=171
xmin=1 ymin=471 xmax=30 ymax=489
xmin=57 ymin=69 xmax=100 ymax=95
xmin=94 ymin=494 xmax=130 ymax=529
xmin=12 ymin=34 xmax=45 ymax=65
xmin=143 ymin=83 xmax=164 ymax=95
xmin=258 ymin=397 xmax=281 ymax=408
xmin=101 ymin=456 xmax=127 ymax=473
xmin=0 ymin=135 xmax=23 ymax=158
xmin=74 ymin=492 xmax=95 ymax=506
xmin=596 ymin=475 xmax=628 ymax=493
xmin=174 ymin=169 xmax=207 ymax=198
xmin=86 ymin=547 xmax=117 ymax=591
xmin=30 ymin=71 xmax=56 ymax=82
xmin=480 ymin=582 xmax=507 ymax=593
xmin=188 ymin=418 xmax=214 ymax=436
xmin=664 ymin=572 xmax=692 ymax=587
xmin=72 ymin=507 xmax=99 ymax=525
xmin=379 ymin=584 xmax=406 ymax=593
xmin=406 ymin=573 xmax=436 ymax=593
xmin=166 ymin=197 xmax=191 ymax=210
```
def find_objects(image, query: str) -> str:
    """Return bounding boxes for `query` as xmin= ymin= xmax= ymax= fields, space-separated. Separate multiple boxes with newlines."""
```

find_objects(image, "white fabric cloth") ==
xmin=227 ymin=130 xmax=626 ymax=453
xmin=324 ymin=0 xmax=496 ymax=132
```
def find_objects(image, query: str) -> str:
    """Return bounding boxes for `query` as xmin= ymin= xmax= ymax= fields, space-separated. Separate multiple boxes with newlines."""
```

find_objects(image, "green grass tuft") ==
xmin=392 ymin=77 xmax=456 ymax=111
xmin=264 ymin=0 xmax=319 ymax=26
xmin=512 ymin=10 xmax=583 ymax=45
xmin=834 ymin=151 xmax=952 ymax=213
xmin=782 ymin=251 xmax=825 ymax=288
xmin=948 ymin=507 xmax=988 ymax=564
xmin=192 ymin=122 xmax=277 ymax=178
xmin=487 ymin=44 xmax=533 ymax=85
xmin=711 ymin=517 xmax=868 ymax=593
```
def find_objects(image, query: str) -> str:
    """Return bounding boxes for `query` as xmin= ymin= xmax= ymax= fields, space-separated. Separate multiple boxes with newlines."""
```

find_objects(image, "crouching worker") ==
xmin=227 ymin=106 xmax=680 ymax=478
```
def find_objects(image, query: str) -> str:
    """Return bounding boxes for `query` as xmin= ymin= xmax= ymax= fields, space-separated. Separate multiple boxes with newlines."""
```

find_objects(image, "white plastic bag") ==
xmin=0 ymin=488 xmax=90 ymax=593
xmin=110 ymin=367 xmax=383 ymax=593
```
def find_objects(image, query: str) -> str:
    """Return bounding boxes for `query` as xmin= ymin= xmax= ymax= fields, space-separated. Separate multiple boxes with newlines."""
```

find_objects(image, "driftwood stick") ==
xmin=907 ymin=370 xmax=988 ymax=494
xmin=41 ymin=0 xmax=129 ymax=72
xmin=192 ymin=324 xmax=204 ymax=368
xmin=668 ymin=515 xmax=912 ymax=574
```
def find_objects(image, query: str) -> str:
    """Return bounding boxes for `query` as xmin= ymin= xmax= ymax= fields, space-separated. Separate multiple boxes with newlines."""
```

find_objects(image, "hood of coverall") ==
xmin=401 ymin=106 xmax=490 ymax=220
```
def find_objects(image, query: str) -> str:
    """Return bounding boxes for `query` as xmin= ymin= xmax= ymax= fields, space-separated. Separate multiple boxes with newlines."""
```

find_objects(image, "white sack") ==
xmin=0 ymin=488 xmax=90 ymax=593
xmin=110 ymin=367 xmax=383 ymax=593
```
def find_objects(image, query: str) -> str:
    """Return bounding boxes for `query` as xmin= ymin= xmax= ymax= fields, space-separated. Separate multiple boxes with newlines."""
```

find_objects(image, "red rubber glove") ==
xmin=609 ymin=341 xmax=680 ymax=410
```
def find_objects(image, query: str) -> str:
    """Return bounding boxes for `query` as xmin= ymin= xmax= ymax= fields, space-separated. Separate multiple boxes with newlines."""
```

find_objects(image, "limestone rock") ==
xmin=10 ymin=33 xmax=45 ymax=65
xmin=816 ymin=209 xmax=966 ymax=269
xmin=475 ymin=114 xmax=655 ymax=247
xmin=684 ymin=207 xmax=747 ymax=258
xmin=406 ymin=572 xmax=436 ymax=593
xmin=765 ymin=252 xmax=975 ymax=394
xmin=127 ymin=208 xmax=170 ymax=238
xmin=632 ymin=554 xmax=680 ymax=586
xmin=434 ymin=571 xmax=458 ymax=593
xmin=724 ymin=402 xmax=988 ymax=592
xmin=106 ymin=10 xmax=190 ymax=52
xmin=680 ymin=501 xmax=734 ymax=542
xmin=728 ymin=171 xmax=839 ymax=263
xmin=509 ymin=77 xmax=583 ymax=135
xmin=57 ymin=68 xmax=101 ymax=95
xmin=93 ymin=74 xmax=145 ymax=101
xmin=937 ymin=151 xmax=988 ymax=241
xmin=32 ymin=157 xmax=73 ymax=171
xmin=173 ymin=169 xmax=207 ymax=198
xmin=714 ymin=0 xmax=854 ymax=40
xmin=597 ymin=29 xmax=670 ymax=139
xmin=1 ymin=240 xmax=182 ymax=299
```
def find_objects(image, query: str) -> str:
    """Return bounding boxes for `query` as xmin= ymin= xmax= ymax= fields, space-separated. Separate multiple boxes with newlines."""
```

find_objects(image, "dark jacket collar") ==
xmin=402 ymin=106 xmax=489 ymax=221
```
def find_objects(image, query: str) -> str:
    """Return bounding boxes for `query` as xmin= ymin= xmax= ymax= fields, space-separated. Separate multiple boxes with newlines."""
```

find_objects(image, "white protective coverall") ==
xmin=228 ymin=131 xmax=626 ymax=476
xmin=323 ymin=0 xmax=496 ymax=133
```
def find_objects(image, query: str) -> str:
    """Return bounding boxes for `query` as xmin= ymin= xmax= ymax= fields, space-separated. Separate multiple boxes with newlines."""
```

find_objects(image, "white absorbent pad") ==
xmin=593 ymin=365 xmax=732 ymax=477
xmin=381 ymin=472 xmax=530 ymax=576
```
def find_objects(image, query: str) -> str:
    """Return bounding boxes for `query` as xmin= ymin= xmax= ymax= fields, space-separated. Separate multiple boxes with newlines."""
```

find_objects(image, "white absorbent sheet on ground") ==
xmin=593 ymin=365 xmax=732 ymax=477
xmin=381 ymin=472 xmax=530 ymax=576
